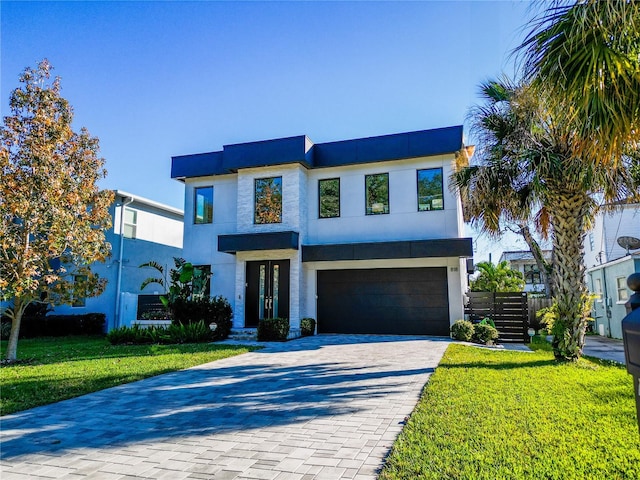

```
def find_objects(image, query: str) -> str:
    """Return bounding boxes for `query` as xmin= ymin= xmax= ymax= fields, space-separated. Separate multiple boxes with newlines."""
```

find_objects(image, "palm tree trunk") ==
xmin=548 ymin=191 xmax=590 ymax=361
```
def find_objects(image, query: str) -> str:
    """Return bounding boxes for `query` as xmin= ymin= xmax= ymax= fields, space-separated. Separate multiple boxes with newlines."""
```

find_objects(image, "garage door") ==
xmin=317 ymin=267 xmax=450 ymax=335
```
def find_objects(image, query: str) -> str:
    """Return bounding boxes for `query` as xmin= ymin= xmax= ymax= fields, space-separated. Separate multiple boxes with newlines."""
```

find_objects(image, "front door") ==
xmin=245 ymin=260 xmax=290 ymax=327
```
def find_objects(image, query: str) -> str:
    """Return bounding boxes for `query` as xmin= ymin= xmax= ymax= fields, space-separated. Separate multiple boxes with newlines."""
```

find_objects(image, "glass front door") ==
xmin=245 ymin=260 xmax=290 ymax=327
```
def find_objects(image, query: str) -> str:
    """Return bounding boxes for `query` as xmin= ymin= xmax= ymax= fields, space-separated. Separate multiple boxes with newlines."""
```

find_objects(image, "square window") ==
xmin=365 ymin=173 xmax=389 ymax=215
xmin=194 ymin=186 xmax=213 ymax=224
xmin=523 ymin=264 xmax=541 ymax=285
xmin=123 ymin=208 xmax=137 ymax=239
xmin=319 ymin=178 xmax=340 ymax=218
xmin=617 ymin=276 xmax=629 ymax=302
xmin=72 ymin=275 xmax=87 ymax=307
xmin=254 ymin=177 xmax=282 ymax=224
xmin=417 ymin=168 xmax=444 ymax=211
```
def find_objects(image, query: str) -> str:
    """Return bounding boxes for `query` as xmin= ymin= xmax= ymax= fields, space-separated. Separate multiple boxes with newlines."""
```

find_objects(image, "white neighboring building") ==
xmin=499 ymin=250 xmax=552 ymax=294
xmin=51 ymin=191 xmax=184 ymax=331
xmin=172 ymin=126 xmax=473 ymax=336
xmin=584 ymin=202 xmax=640 ymax=268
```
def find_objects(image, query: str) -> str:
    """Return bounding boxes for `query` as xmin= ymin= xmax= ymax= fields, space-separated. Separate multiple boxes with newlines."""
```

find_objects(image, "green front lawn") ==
xmin=380 ymin=343 xmax=639 ymax=480
xmin=0 ymin=336 xmax=257 ymax=416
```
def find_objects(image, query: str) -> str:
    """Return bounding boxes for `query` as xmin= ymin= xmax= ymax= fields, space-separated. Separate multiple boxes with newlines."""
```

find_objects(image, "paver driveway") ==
xmin=0 ymin=334 xmax=450 ymax=480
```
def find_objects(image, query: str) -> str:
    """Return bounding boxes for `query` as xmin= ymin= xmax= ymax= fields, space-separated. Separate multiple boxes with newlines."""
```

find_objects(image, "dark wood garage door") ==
xmin=317 ymin=267 xmax=450 ymax=335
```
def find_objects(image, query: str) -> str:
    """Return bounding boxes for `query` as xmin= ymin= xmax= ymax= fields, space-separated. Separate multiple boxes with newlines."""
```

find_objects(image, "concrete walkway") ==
xmin=0 ymin=335 xmax=451 ymax=480
xmin=583 ymin=335 xmax=626 ymax=364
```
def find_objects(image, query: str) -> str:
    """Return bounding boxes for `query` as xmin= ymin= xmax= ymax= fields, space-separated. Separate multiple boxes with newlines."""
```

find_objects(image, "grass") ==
xmin=0 ymin=336 xmax=257 ymax=416
xmin=380 ymin=342 xmax=639 ymax=480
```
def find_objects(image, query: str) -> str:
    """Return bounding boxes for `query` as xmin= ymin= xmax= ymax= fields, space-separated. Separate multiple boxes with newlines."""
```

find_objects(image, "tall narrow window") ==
xmin=72 ymin=275 xmax=87 ymax=307
xmin=123 ymin=208 xmax=137 ymax=239
xmin=194 ymin=186 xmax=213 ymax=224
xmin=617 ymin=276 xmax=629 ymax=302
xmin=254 ymin=177 xmax=282 ymax=224
xmin=319 ymin=178 xmax=340 ymax=218
xmin=417 ymin=168 xmax=444 ymax=211
xmin=365 ymin=173 xmax=389 ymax=215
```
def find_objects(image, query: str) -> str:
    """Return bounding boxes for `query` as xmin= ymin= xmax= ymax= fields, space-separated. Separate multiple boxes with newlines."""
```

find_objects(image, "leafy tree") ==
xmin=519 ymin=0 xmax=640 ymax=164
xmin=454 ymin=77 xmax=636 ymax=360
xmin=0 ymin=60 xmax=113 ymax=361
xmin=470 ymin=261 xmax=525 ymax=293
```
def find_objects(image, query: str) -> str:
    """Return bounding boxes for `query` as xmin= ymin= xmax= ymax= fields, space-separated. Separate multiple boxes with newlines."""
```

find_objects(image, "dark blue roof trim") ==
xmin=302 ymin=237 xmax=473 ymax=262
xmin=218 ymin=231 xmax=299 ymax=254
xmin=172 ymin=126 xmax=463 ymax=179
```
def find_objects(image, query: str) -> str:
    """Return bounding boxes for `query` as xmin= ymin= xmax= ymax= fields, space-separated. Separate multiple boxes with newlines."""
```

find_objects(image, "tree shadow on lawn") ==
xmin=0 ymin=358 xmax=435 ymax=460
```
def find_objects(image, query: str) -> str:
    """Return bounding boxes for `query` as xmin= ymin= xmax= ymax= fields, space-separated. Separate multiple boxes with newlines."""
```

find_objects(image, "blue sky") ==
xmin=1 ymin=0 xmax=536 ymax=261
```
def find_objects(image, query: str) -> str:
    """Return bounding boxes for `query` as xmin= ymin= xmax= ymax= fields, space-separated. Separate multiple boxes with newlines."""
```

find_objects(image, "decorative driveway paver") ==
xmin=0 ymin=335 xmax=450 ymax=479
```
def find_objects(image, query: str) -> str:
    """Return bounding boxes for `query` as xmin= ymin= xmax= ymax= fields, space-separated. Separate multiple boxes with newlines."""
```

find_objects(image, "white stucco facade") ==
xmin=174 ymin=127 xmax=473 ymax=335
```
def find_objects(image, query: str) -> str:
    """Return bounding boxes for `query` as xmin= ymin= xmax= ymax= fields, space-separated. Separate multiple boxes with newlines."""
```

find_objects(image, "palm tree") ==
xmin=454 ymin=78 xmax=636 ymax=360
xmin=518 ymin=0 xmax=640 ymax=164
xmin=470 ymin=261 xmax=525 ymax=293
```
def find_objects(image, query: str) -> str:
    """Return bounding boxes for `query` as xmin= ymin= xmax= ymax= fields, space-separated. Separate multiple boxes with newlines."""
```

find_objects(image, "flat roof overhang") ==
xmin=218 ymin=231 xmax=299 ymax=254
xmin=302 ymin=238 xmax=473 ymax=262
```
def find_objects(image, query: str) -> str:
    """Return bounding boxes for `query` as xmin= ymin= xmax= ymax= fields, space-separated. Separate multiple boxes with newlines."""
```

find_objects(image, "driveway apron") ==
xmin=0 ymin=335 xmax=450 ymax=480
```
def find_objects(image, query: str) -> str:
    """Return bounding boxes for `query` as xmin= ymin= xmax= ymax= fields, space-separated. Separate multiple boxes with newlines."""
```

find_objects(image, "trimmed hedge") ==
xmin=1 ymin=313 xmax=106 ymax=338
xmin=257 ymin=317 xmax=290 ymax=341
xmin=300 ymin=317 xmax=316 ymax=336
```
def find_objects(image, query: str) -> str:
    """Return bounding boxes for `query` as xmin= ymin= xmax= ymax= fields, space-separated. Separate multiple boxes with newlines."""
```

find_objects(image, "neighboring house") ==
xmin=171 ymin=126 xmax=474 ymax=336
xmin=584 ymin=201 xmax=640 ymax=339
xmin=51 ymin=191 xmax=184 ymax=331
xmin=499 ymin=250 xmax=552 ymax=294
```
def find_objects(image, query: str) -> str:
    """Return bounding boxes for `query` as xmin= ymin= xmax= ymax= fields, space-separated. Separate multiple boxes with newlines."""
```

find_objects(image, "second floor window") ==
xmin=319 ymin=178 xmax=340 ymax=218
xmin=365 ymin=173 xmax=389 ymax=215
xmin=255 ymin=176 xmax=282 ymax=224
xmin=194 ymin=186 xmax=213 ymax=224
xmin=123 ymin=208 xmax=137 ymax=239
xmin=523 ymin=264 xmax=542 ymax=285
xmin=417 ymin=168 xmax=444 ymax=211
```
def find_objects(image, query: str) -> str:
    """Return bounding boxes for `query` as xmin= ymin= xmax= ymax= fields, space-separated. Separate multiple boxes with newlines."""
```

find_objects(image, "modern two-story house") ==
xmin=171 ymin=126 xmax=474 ymax=336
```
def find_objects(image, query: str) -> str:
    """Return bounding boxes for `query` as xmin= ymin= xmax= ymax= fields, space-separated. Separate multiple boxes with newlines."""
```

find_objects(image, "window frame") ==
xmin=416 ymin=167 xmax=444 ymax=212
xmin=254 ymin=176 xmax=283 ymax=224
xmin=616 ymin=276 xmax=629 ymax=303
xmin=365 ymin=172 xmax=390 ymax=215
xmin=194 ymin=186 xmax=214 ymax=225
xmin=123 ymin=207 xmax=137 ymax=239
xmin=523 ymin=264 xmax=542 ymax=285
xmin=318 ymin=177 xmax=341 ymax=219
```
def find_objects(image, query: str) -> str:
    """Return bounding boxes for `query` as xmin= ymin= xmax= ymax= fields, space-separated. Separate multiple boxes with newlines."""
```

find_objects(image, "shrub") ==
xmin=300 ymin=317 xmax=316 ymax=336
xmin=106 ymin=321 xmax=213 ymax=345
xmin=18 ymin=313 xmax=105 ymax=338
xmin=473 ymin=323 xmax=499 ymax=345
xmin=170 ymin=295 xmax=232 ymax=340
xmin=479 ymin=317 xmax=496 ymax=328
xmin=257 ymin=317 xmax=290 ymax=341
xmin=141 ymin=309 xmax=170 ymax=320
xmin=450 ymin=320 xmax=474 ymax=341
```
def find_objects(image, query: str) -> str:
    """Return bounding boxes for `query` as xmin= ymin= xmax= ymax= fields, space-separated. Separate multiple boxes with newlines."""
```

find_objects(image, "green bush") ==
xmin=473 ymin=323 xmax=499 ymax=345
xmin=479 ymin=317 xmax=496 ymax=328
xmin=450 ymin=319 xmax=474 ymax=341
xmin=170 ymin=295 xmax=232 ymax=340
xmin=300 ymin=317 xmax=316 ymax=336
xmin=106 ymin=321 xmax=213 ymax=345
xmin=257 ymin=317 xmax=290 ymax=341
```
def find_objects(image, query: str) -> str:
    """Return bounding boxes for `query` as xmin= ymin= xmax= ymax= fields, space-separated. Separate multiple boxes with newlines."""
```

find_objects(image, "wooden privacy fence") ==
xmin=464 ymin=292 xmax=528 ymax=343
